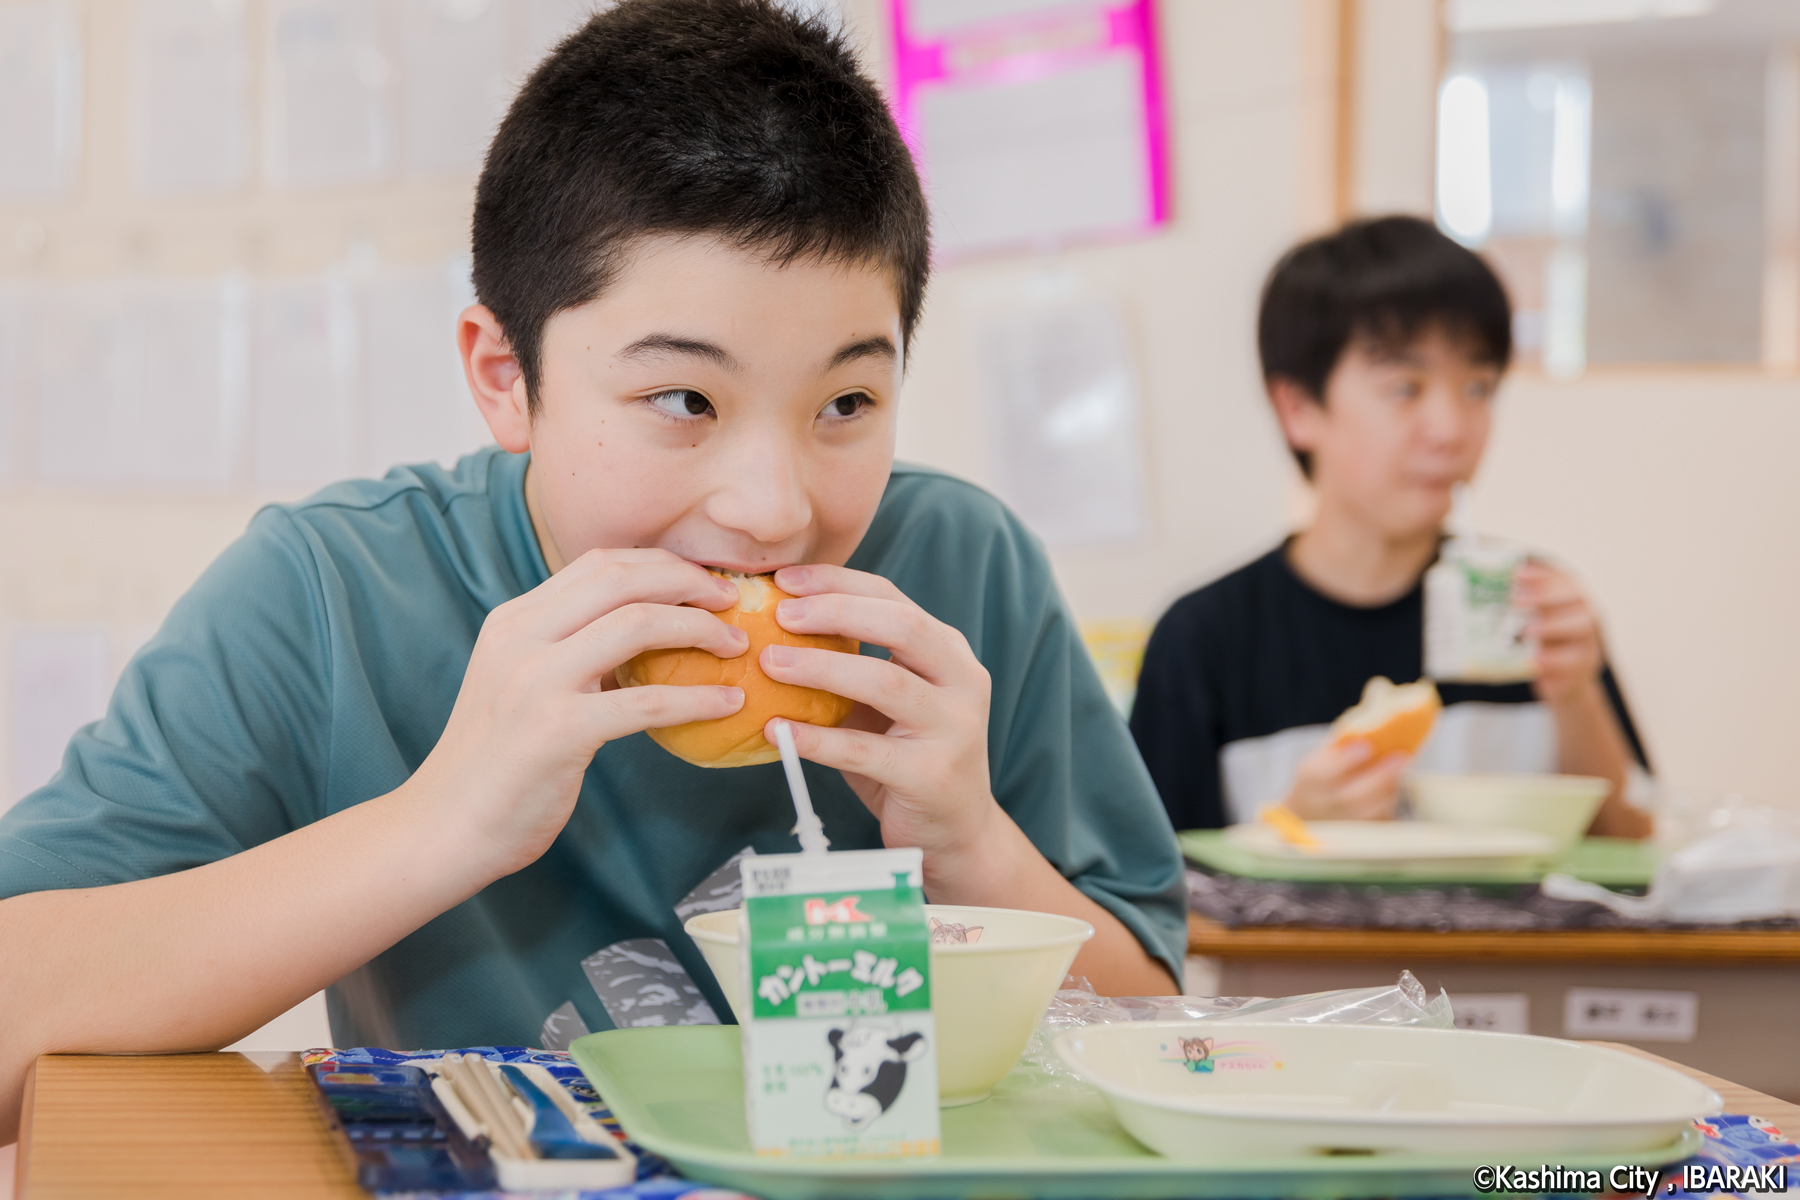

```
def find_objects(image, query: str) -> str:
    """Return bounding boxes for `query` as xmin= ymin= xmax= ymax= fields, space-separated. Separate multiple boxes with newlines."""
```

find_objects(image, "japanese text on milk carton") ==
xmin=739 ymin=847 xmax=940 ymax=1158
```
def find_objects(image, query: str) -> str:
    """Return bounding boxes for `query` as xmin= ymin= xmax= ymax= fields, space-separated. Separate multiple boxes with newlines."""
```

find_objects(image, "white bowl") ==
xmin=1055 ymin=1021 xmax=1720 ymax=1160
xmin=685 ymin=904 xmax=1091 ymax=1106
xmin=1407 ymin=773 xmax=1609 ymax=853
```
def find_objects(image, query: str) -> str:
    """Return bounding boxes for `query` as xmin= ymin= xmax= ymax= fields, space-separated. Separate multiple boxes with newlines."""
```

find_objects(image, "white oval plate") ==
xmin=1055 ymin=1022 xmax=1720 ymax=1161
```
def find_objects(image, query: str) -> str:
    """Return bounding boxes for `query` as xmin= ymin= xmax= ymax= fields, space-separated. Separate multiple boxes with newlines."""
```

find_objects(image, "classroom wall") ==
xmin=885 ymin=0 xmax=1319 ymax=625
xmin=1 ymin=0 xmax=1796 ymax=817
xmin=0 ymin=0 xmax=511 ymax=812
xmin=886 ymin=0 xmax=1800 ymax=813
xmin=1472 ymin=368 xmax=1800 ymax=810
xmin=0 ymin=0 xmax=1330 ymax=812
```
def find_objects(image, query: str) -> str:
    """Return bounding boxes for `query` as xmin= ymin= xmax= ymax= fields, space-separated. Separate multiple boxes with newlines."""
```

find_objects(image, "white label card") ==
xmin=1448 ymin=992 xmax=1531 ymax=1035
xmin=1563 ymin=987 xmax=1698 ymax=1043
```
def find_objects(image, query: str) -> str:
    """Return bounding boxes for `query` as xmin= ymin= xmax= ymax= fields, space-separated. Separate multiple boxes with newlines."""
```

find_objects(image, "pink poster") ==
xmin=887 ymin=0 xmax=1168 ymax=261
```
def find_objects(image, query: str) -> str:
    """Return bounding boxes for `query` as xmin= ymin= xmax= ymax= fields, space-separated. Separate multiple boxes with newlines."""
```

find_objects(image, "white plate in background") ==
xmin=1225 ymin=819 xmax=1556 ymax=863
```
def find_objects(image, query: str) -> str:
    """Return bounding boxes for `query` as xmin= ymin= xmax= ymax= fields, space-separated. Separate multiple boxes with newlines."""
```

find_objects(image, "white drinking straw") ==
xmin=771 ymin=719 xmax=830 ymax=855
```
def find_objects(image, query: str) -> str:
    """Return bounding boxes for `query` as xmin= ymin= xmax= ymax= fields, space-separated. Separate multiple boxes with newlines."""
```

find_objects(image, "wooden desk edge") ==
xmin=1188 ymin=912 xmax=1800 ymax=964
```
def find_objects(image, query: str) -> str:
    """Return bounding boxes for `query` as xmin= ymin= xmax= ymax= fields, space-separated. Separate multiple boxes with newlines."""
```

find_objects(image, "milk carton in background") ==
xmin=739 ymin=847 xmax=941 ymax=1159
xmin=1424 ymin=488 xmax=1537 ymax=684
xmin=1424 ymin=535 xmax=1536 ymax=683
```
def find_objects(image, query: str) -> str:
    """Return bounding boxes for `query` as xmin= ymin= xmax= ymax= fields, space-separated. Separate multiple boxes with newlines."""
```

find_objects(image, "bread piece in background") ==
xmin=616 ymin=570 xmax=857 ymax=768
xmin=1330 ymin=676 xmax=1440 ymax=758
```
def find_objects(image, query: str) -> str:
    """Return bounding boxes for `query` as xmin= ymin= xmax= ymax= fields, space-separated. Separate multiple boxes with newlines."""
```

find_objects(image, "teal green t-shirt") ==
xmin=0 ymin=448 xmax=1185 ymax=1048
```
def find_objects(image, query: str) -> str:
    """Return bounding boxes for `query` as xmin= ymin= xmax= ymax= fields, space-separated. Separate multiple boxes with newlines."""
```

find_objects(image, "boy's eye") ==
xmin=647 ymin=389 xmax=714 ymax=419
xmin=821 ymin=392 xmax=872 ymax=419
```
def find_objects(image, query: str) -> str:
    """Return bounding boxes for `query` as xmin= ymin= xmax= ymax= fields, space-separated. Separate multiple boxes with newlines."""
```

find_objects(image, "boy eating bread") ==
xmin=1131 ymin=217 xmax=1652 ymax=838
xmin=0 ymin=0 xmax=1185 ymax=1143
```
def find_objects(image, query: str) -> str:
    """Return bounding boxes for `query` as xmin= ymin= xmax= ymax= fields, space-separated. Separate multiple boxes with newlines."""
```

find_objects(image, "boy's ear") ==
xmin=1267 ymin=375 xmax=1326 ymax=458
xmin=459 ymin=304 xmax=532 ymax=454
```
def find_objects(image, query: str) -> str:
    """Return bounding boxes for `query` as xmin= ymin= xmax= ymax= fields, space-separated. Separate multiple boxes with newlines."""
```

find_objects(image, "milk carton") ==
xmin=1422 ymin=485 xmax=1536 ymax=683
xmin=739 ymin=847 xmax=940 ymax=1159
xmin=1424 ymin=533 xmax=1537 ymax=684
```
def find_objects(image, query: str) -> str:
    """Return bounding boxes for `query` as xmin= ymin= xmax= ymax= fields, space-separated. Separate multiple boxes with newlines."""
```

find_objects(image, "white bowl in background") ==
xmin=684 ymin=903 xmax=1092 ymax=1106
xmin=1055 ymin=1021 xmax=1719 ymax=1160
xmin=1407 ymin=772 xmax=1610 ymax=853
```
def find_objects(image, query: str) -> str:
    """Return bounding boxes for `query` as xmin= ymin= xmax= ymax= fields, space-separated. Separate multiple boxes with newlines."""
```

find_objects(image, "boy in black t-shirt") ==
xmin=1131 ymin=217 xmax=1652 ymax=838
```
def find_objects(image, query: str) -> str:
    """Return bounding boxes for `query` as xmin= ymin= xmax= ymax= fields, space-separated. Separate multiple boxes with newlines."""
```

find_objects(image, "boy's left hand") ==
xmin=1514 ymin=560 xmax=1604 ymax=706
xmin=758 ymin=564 xmax=998 ymax=878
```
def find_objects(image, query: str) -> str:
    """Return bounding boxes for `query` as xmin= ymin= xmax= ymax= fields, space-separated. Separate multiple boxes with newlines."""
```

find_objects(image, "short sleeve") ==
xmin=0 ymin=508 xmax=334 ymax=897
xmin=1130 ymin=601 xmax=1228 ymax=831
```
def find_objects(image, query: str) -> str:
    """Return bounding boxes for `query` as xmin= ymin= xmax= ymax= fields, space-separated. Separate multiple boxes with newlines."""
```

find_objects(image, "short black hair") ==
xmin=1257 ymin=215 xmax=1512 ymax=476
xmin=473 ymin=0 xmax=930 ymax=410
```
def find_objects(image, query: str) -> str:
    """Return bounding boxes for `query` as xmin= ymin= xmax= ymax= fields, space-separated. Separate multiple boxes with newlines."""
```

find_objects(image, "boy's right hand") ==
xmin=1285 ymin=739 xmax=1410 ymax=821
xmin=408 ymin=548 xmax=748 ymax=877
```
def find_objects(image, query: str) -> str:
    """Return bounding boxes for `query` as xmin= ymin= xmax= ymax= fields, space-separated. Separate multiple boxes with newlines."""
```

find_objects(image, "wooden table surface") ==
xmin=16 ymin=1052 xmax=362 ymax=1200
xmin=1188 ymin=912 xmax=1800 ymax=964
xmin=16 ymin=1045 xmax=1800 ymax=1199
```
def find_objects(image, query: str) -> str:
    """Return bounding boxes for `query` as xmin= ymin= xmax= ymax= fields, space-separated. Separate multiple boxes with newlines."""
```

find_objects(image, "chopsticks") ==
xmin=438 ymin=1052 xmax=533 ymax=1161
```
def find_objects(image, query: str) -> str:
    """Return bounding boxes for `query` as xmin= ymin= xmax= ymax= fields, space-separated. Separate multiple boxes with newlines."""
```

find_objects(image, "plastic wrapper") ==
xmin=1017 ymin=970 xmax=1452 ymax=1088
xmin=1543 ymin=814 xmax=1800 ymax=924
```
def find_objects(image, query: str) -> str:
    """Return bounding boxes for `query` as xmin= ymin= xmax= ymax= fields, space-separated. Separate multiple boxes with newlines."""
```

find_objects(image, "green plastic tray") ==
xmin=569 ymin=1025 xmax=1698 ymax=1200
xmin=1180 ymin=830 xmax=1659 ymax=886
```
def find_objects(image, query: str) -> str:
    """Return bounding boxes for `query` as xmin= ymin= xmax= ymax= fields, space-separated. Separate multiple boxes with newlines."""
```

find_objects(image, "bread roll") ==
xmin=616 ymin=570 xmax=858 ymax=768
xmin=1329 ymin=676 xmax=1440 ymax=758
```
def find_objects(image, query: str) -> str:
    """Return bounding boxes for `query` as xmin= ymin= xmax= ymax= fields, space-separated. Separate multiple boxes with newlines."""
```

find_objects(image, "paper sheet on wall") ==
xmin=132 ymin=0 xmax=251 ymax=195
xmin=362 ymin=257 xmax=484 ymax=473
xmin=141 ymin=275 xmax=248 ymax=487
xmin=889 ymin=0 xmax=1166 ymax=260
xmin=974 ymin=297 xmax=1148 ymax=546
xmin=0 ymin=284 xmax=21 ymax=482
xmin=34 ymin=283 xmax=137 ymax=486
xmin=35 ymin=279 xmax=246 ymax=489
xmin=6 ymin=625 xmax=110 ymax=814
xmin=400 ymin=0 xmax=510 ymax=178
xmin=0 ymin=0 xmax=82 ymax=201
xmin=263 ymin=0 xmax=392 ymax=188
xmin=918 ymin=56 xmax=1149 ymax=255
xmin=253 ymin=275 xmax=358 ymax=491
xmin=903 ymin=0 xmax=1098 ymax=36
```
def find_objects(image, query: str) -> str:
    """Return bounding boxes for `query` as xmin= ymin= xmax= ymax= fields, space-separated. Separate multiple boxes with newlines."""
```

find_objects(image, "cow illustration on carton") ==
xmin=824 ymin=1021 xmax=929 ymax=1129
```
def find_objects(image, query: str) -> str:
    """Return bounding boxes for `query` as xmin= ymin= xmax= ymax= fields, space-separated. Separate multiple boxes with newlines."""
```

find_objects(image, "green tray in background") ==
xmin=1179 ymin=830 xmax=1659 ymax=886
xmin=569 ymin=1025 xmax=1699 ymax=1200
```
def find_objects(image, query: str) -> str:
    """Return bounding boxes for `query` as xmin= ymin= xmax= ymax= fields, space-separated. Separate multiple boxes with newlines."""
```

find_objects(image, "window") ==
xmin=1439 ymin=0 xmax=1798 ymax=372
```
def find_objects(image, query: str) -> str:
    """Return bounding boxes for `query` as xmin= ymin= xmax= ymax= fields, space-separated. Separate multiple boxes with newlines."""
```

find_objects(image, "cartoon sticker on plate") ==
xmin=1160 ymin=1037 xmax=1283 ymax=1074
